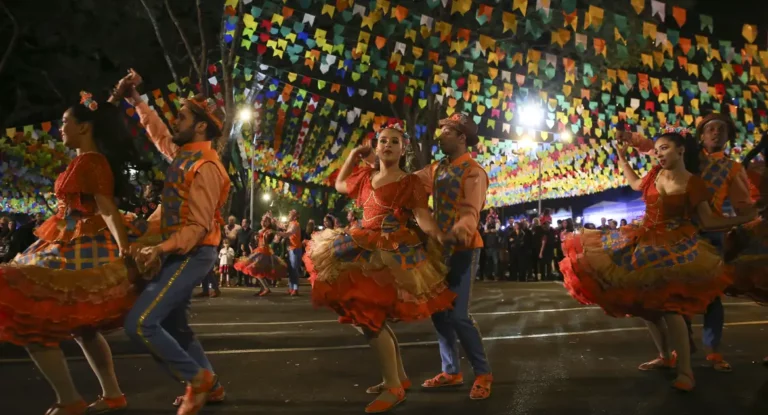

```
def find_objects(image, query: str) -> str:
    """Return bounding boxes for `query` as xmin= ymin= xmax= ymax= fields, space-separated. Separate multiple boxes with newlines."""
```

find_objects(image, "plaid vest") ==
xmin=161 ymin=144 xmax=230 ymax=246
xmin=699 ymin=155 xmax=739 ymax=216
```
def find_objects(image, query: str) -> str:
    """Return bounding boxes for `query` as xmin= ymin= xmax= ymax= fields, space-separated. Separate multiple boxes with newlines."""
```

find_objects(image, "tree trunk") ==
xmin=196 ymin=0 xmax=207 ymax=95
xmin=0 ymin=0 xmax=19 ymax=77
xmin=138 ymin=0 xmax=181 ymax=88
xmin=164 ymin=0 xmax=202 ymax=85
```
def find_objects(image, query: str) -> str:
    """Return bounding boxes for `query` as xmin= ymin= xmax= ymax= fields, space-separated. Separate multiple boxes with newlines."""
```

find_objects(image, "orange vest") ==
xmin=160 ymin=142 xmax=231 ymax=247
xmin=431 ymin=153 xmax=487 ymax=251
xmin=288 ymin=220 xmax=302 ymax=250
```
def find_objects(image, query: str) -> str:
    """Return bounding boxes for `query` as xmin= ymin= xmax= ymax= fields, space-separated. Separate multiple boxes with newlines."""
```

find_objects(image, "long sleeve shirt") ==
xmin=135 ymin=101 xmax=224 ymax=255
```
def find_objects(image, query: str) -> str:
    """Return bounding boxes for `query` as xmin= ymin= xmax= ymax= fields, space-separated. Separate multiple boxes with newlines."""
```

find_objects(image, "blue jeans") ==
xmin=484 ymin=248 xmax=499 ymax=279
xmin=124 ymin=246 xmax=218 ymax=382
xmin=692 ymin=231 xmax=725 ymax=350
xmin=431 ymin=249 xmax=491 ymax=376
xmin=288 ymin=248 xmax=303 ymax=291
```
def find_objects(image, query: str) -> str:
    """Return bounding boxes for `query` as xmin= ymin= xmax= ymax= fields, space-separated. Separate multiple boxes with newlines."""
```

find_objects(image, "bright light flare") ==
xmin=560 ymin=131 xmax=572 ymax=142
xmin=280 ymin=216 xmax=288 ymax=223
xmin=519 ymin=104 xmax=544 ymax=127
xmin=238 ymin=108 xmax=253 ymax=121
xmin=262 ymin=193 xmax=271 ymax=202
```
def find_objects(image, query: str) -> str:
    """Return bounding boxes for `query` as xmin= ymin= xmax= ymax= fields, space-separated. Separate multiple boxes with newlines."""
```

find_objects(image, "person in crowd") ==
xmin=482 ymin=221 xmax=501 ymax=281
xmin=303 ymin=219 xmax=316 ymax=241
xmin=198 ymin=265 xmax=220 ymax=298
xmin=0 ymin=87 xmax=157 ymax=415
xmin=223 ymin=216 xmax=241 ymax=248
xmin=414 ymin=113 xmax=494 ymax=400
xmin=561 ymin=131 xmax=755 ymax=392
xmin=598 ymin=217 xmax=608 ymax=230
xmin=346 ymin=210 xmax=360 ymax=229
xmin=218 ymin=239 xmax=235 ymax=288
xmin=235 ymin=219 xmax=254 ymax=287
xmin=120 ymin=70 xmax=230 ymax=414
xmin=507 ymin=221 xmax=525 ymax=281
xmin=531 ymin=218 xmax=546 ymax=280
xmin=620 ymin=218 xmax=628 ymax=227
xmin=608 ymin=220 xmax=618 ymax=230
xmin=306 ymin=124 xmax=456 ymax=412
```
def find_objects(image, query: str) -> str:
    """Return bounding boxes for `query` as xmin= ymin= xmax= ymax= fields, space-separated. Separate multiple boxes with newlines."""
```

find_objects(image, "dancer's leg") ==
xmin=75 ymin=332 xmax=122 ymax=398
xmin=383 ymin=324 xmax=407 ymax=381
xmin=26 ymin=345 xmax=82 ymax=405
xmin=363 ymin=325 xmax=404 ymax=409
xmin=665 ymin=313 xmax=695 ymax=389
xmin=645 ymin=318 xmax=671 ymax=359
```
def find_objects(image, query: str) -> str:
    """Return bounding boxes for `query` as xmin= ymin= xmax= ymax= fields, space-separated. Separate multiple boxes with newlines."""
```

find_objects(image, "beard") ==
xmin=172 ymin=127 xmax=196 ymax=146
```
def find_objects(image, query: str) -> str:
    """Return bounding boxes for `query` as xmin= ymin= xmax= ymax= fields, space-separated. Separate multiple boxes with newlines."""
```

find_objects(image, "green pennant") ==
xmin=251 ymin=6 xmax=262 ymax=17
xmin=700 ymin=15 xmax=714 ymax=33
xmin=661 ymin=103 xmax=669 ymax=113
xmin=341 ymin=10 xmax=353 ymax=22
xmin=627 ymin=74 xmax=637 ymax=86
xmin=618 ymin=84 xmax=629 ymax=95
xmin=305 ymin=39 xmax=317 ymax=48
xmin=561 ymin=0 xmax=577 ymax=13
xmin=505 ymin=110 xmax=513 ymax=121
xmin=293 ymin=22 xmax=305 ymax=33
xmin=616 ymin=44 xmax=629 ymax=60
xmin=430 ymin=36 xmax=440 ymax=49
xmin=280 ymin=26 xmax=292 ymax=37
xmin=525 ymin=19 xmax=543 ymax=39
xmin=674 ymin=96 xmax=683 ymax=106
xmin=640 ymin=89 xmax=650 ymax=99
xmin=667 ymin=29 xmax=680 ymax=46
xmin=663 ymin=59 xmax=674 ymax=72
xmin=701 ymin=62 xmax=714 ymax=80
xmin=289 ymin=54 xmax=300 ymax=63
xmin=616 ymin=96 xmax=625 ymax=107
xmin=426 ymin=0 xmax=441 ymax=9
xmin=614 ymin=14 xmax=628 ymax=34
xmin=533 ymin=79 xmax=543 ymax=89
xmin=601 ymin=93 xmax=611 ymax=105
xmin=545 ymin=67 xmax=556 ymax=79
xmin=470 ymin=48 xmax=481 ymax=60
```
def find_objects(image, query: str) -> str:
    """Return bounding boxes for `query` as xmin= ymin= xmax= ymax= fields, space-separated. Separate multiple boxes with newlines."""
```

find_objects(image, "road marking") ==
xmin=187 ymin=302 xmax=759 ymax=327
xmin=2 ymin=319 xmax=767 ymax=364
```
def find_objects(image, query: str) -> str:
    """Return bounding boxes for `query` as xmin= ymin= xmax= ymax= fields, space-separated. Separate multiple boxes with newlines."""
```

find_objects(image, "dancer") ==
xmin=414 ymin=113 xmax=494 ymax=400
xmin=118 ymin=70 xmax=231 ymax=415
xmin=275 ymin=209 xmax=302 ymax=295
xmin=618 ymin=114 xmax=755 ymax=372
xmin=234 ymin=212 xmax=288 ymax=296
xmin=304 ymin=123 xmax=456 ymax=413
xmin=561 ymin=131 xmax=755 ymax=391
xmin=0 ymin=90 xmax=157 ymax=415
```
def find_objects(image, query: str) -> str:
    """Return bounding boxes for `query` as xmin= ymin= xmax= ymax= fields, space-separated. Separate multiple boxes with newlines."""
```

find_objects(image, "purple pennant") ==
xmin=347 ymin=87 xmax=355 ymax=97
xmin=297 ymin=31 xmax=308 ymax=41
xmin=224 ymin=34 xmax=233 ymax=44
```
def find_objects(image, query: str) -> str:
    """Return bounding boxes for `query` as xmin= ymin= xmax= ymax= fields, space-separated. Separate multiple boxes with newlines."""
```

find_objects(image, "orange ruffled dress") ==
xmin=0 ymin=153 xmax=158 ymax=347
xmin=234 ymin=229 xmax=288 ymax=281
xmin=560 ymin=165 xmax=730 ymax=319
xmin=725 ymin=160 xmax=768 ymax=303
xmin=303 ymin=166 xmax=455 ymax=333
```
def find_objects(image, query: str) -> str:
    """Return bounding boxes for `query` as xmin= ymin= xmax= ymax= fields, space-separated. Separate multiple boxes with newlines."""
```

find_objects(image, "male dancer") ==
xmin=415 ymin=113 xmax=493 ymax=399
xmin=119 ymin=70 xmax=231 ymax=415
xmin=276 ymin=209 xmax=302 ymax=295
xmin=620 ymin=113 xmax=755 ymax=372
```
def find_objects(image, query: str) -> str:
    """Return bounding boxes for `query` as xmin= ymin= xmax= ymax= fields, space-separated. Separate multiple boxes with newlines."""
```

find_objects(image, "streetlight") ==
xmin=518 ymin=104 xmax=544 ymax=127
xmin=560 ymin=131 xmax=572 ymax=142
xmin=238 ymin=107 xmax=253 ymax=121
xmin=280 ymin=216 xmax=287 ymax=223
xmin=262 ymin=193 xmax=271 ymax=202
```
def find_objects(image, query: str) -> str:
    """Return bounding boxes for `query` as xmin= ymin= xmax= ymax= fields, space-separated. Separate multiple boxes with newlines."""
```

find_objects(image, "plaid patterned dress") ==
xmin=0 ymin=153 xmax=155 ymax=347
xmin=304 ymin=166 xmax=455 ymax=333
xmin=234 ymin=229 xmax=287 ymax=281
xmin=560 ymin=165 xmax=730 ymax=319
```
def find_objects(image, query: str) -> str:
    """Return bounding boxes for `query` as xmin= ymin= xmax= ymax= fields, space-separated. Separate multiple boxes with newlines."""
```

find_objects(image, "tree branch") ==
xmin=138 ymin=0 xmax=182 ymax=88
xmin=0 ymin=0 xmax=19 ymax=77
xmin=196 ymin=0 xmax=207 ymax=94
xmin=164 ymin=0 xmax=202 ymax=84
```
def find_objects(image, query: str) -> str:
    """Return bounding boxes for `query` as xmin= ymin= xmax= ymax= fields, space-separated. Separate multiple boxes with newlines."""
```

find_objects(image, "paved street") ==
xmin=3 ymin=282 xmax=768 ymax=415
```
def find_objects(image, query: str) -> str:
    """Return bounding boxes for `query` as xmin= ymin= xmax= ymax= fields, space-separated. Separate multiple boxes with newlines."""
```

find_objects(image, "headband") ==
xmin=376 ymin=121 xmax=411 ymax=144
xmin=79 ymin=91 xmax=98 ymax=111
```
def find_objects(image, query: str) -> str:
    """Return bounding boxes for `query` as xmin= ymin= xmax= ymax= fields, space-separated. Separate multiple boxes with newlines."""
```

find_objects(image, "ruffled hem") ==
xmin=0 ymin=263 xmax=137 ymax=347
xmin=303 ymin=228 xmax=454 ymax=333
xmin=725 ymin=255 xmax=768 ymax=305
xmin=234 ymin=254 xmax=287 ymax=281
xmin=560 ymin=232 xmax=730 ymax=319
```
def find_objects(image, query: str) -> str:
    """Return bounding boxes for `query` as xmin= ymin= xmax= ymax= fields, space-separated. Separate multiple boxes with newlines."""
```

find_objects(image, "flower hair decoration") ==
xmin=661 ymin=125 xmax=691 ymax=137
xmin=376 ymin=121 xmax=411 ymax=144
xmin=79 ymin=91 xmax=98 ymax=111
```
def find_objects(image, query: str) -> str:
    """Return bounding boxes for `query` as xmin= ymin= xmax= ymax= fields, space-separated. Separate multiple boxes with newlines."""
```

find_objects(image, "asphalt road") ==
xmin=3 ymin=282 xmax=768 ymax=415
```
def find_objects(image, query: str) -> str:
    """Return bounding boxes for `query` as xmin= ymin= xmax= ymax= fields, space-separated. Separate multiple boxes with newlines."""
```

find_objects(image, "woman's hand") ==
xmin=616 ymin=141 xmax=630 ymax=163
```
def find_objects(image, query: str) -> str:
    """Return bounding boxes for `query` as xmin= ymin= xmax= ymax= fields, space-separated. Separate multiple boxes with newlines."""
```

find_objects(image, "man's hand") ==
xmin=451 ymin=226 xmax=472 ymax=246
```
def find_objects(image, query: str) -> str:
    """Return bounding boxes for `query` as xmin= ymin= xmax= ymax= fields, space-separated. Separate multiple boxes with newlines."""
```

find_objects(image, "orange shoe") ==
xmin=364 ymin=387 xmax=406 ymax=414
xmin=290 ymin=289 xmax=299 ymax=296
xmin=173 ymin=385 xmax=226 ymax=407
xmin=86 ymin=395 xmax=127 ymax=414
xmin=469 ymin=374 xmax=493 ymax=400
xmin=45 ymin=400 xmax=87 ymax=415
xmin=177 ymin=370 xmax=217 ymax=415
xmin=638 ymin=351 xmax=677 ymax=371
xmin=672 ymin=372 xmax=695 ymax=392
xmin=706 ymin=353 xmax=732 ymax=372
xmin=366 ymin=378 xmax=412 ymax=394
xmin=256 ymin=289 xmax=271 ymax=297
xmin=421 ymin=372 xmax=464 ymax=388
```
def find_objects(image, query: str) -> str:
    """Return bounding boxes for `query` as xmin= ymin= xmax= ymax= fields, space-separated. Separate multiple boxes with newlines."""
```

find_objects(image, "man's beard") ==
xmin=172 ymin=127 xmax=196 ymax=146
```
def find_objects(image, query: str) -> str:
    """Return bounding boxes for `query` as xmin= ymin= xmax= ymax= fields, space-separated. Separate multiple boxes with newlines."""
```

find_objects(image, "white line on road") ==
xmin=1 ymin=319 xmax=767 ymax=363
xmin=187 ymin=302 xmax=760 ymax=327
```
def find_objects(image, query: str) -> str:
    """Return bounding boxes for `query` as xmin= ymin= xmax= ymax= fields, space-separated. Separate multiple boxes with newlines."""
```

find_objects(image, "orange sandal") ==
xmin=86 ymin=395 xmax=127 ymax=414
xmin=469 ymin=374 xmax=493 ymax=400
xmin=421 ymin=372 xmax=464 ymax=388
xmin=177 ymin=370 xmax=217 ymax=415
xmin=638 ymin=351 xmax=677 ymax=371
xmin=367 ymin=379 xmax=412 ymax=394
xmin=706 ymin=353 xmax=732 ymax=372
xmin=672 ymin=372 xmax=695 ymax=392
xmin=45 ymin=400 xmax=87 ymax=415
xmin=173 ymin=385 xmax=226 ymax=407
xmin=364 ymin=387 xmax=406 ymax=414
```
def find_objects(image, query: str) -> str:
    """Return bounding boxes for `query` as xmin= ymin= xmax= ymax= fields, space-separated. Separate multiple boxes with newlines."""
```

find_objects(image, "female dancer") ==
xmin=304 ymin=124 xmax=456 ymax=413
xmin=560 ymin=131 xmax=755 ymax=392
xmin=0 ymin=92 xmax=157 ymax=415
xmin=234 ymin=212 xmax=288 ymax=296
